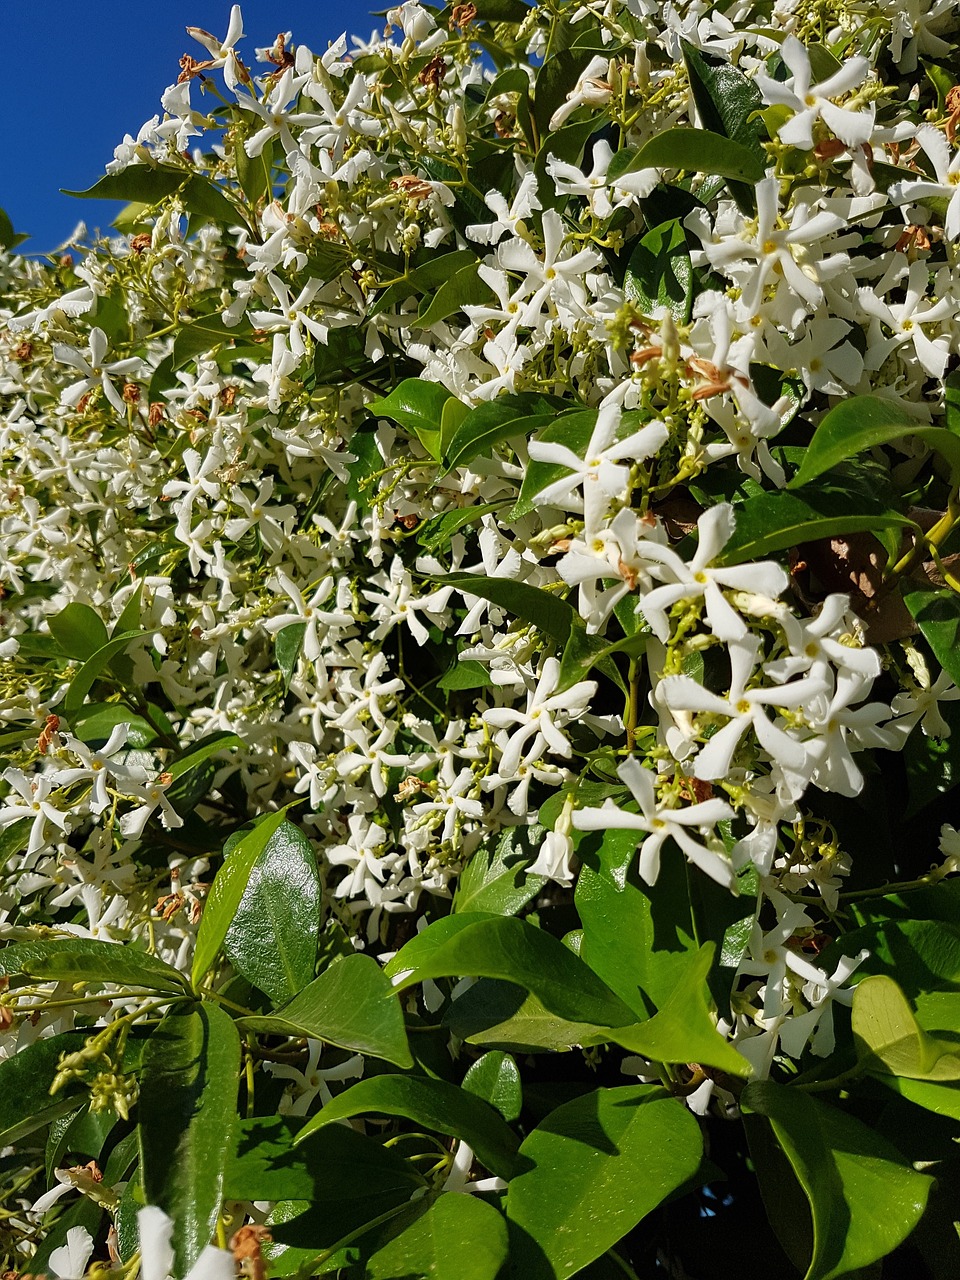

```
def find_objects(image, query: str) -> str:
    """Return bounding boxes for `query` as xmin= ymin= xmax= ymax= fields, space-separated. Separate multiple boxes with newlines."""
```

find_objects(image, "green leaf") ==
xmin=533 ymin=49 xmax=597 ymax=136
xmin=172 ymin=312 xmax=254 ymax=369
xmin=225 ymin=1115 xmax=425 ymax=1203
xmin=903 ymin=585 xmax=960 ymax=690
xmin=180 ymin=175 xmax=239 ymax=226
xmin=365 ymin=1190 xmax=509 ymax=1280
xmin=719 ymin=473 xmax=913 ymax=565
xmin=223 ymin=819 xmax=321 ymax=1005
xmin=903 ymin=699 xmax=960 ymax=814
xmin=384 ymin=913 xmax=637 ymax=1029
xmin=62 ymin=630 xmax=144 ymax=717
xmin=235 ymin=133 xmax=274 ymax=206
xmin=444 ymin=393 xmax=563 ymax=475
xmin=790 ymin=396 xmax=960 ymax=489
xmin=63 ymin=166 xmax=188 ymax=204
xmin=238 ymin=952 xmax=412 ymax=1067
xmin=0 ymin=1032 xmax=88 ymax=1145
xmin=454 ymin=825 xmax=548 ymax=916
xmin=506 ymin=1086 xmax=703 ymax=1280
xmin=627 ymin=128 xmax=765 ymax=184
xmin=555 ymin=613 xmax=631 ymax=696
xmin=852 ymin=975 xmax=960 ymax=1081
xmin=681 ymin=41 xmax=765 ymax=214
xmin=167 ymin=731 xmax=240 ymax=782
xmin=417 ymin=261 xmax=494 ymax=328
xmin=825 ymin=918 xmax=960 ymax=1001
xmin=417 ymin=503 xmax=503 ymax=555
xmin=447 ymin=980 xmax=604 ymax=1052
xmin=139 ymin=1003 xmax=240 ymax=1280
xmin=462 ymin=1050 xmax=523 ymax=1122
xmin=440 ymin=572 xmax=575 ymax=643
xmin=294 ymin=1075 xmax=521 ymax=1179
xmin=0 ymin=937 xmax=189 ymax=995
xmin=623 ymin=218 xmax=694 ymax=322
xmin=742 ymin=1081 xmax=933 ymax=1280
xmin=875 ymin=1074 xmax=960 ymax=1123
xmin=48 ymin=602 xmax=109 ymax=660
xmin=368 ymin=379 xmax=453 ymax=461
xmin=68 ymin=704 xmax=159 ymax=748
xmin=438 ymin=658 xmax=494 ymax=690
xmin=274 ymin=623 xmax=306 ymax=690
xmin=192 ymin=805 xmax=301 ymax=987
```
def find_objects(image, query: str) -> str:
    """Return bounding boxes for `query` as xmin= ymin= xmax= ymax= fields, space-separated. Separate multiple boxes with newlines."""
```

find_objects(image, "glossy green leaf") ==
xmin=681 ymin=41 xmax=765 ymax=213
xmin=238 ymin=952 xmax=412 ymax=1067
xmin=68 ymin=703 xmax=158 ymax=748
xmin=295 ymin=1074 xmax=521 ymax=1179
xmin=533 ymin=49 xmax=596 ymax=135
xmin=385 ymin=913 xmax=637 ymax=1029
xmin=46 ymin=1103 xmax=117 ymax=1184
xmin=438 ymin=657 xmax=495 ymax=690
xmin=225 ymin=1115 xmax=425 ymax=1203
xmin=790 ymin=396 xmax=960 ymax=489
xmin=365 ymin=1190 xmax=509 ymax=1280
xmin=0 ymin=1032 xmax=88 ymax=1145
xmin=555 ymin=613 xmax=631 ymax=696
xmin=235 ymin=133 xmax=274 ymax=206
xmin=825 ymin=918 xmax=960 ymax=1001
xmin=876 ymin=1074 xmax=960 ymax=1123
xmin=417 ymin=261 xmax=493 ymax=328
xmin=623 ymin=218 xmax=694 ymax=322
xmin=63 ymin=166 xmax=189 ymax=204
xmin=0 ymin=937 xmax=189 ymax=994
xmin=172 ymin=312 xmax=253 ymax=368
xmin=62 ymin=630 xmax=144 ymax=717
xmin=454 ymin=825 xmax=547 ymax=916
xmin=719 ymin=475 xmax=913 ymax=565
xmin=180 ymin=175 xmax=239 ymax=226
xmin=510 ymin=410 xmax=597 ymax=517
xmin=444 ymin=394 xmax=562 ymax=475
xmin=462 ymin=1050 xmax=522 ymax=1122
xmin=852 ymin=975 xmax=960 ymax=1081
xmin=742 ymin=1081 xmax=932 ymax=1280
xmin=139 ymin=1003 xmax=240 ymax=1279
xmin=223 ymin=818 xmax=321 ymax=1004
xmin=627 ymin=128 xmax=765 ymax=184
xmin=368 ymin=379 xmax=453 ymax=462
xmin=48 ymin=602 xmax=109 ymax=660
xmin=506 ymin=1086 xmax=703 ymax=1280
xmin=903 ymin=585 xmax=960 ymax=690
xmin=167 ymin=731 xmax=241 ymax=782
xmin=440 ymin=571 xmax=576 ymax=643
xmin=192 ymin=804 xmax=301 ymax=987
xmin=416 ymin=503 xmax=502 ymax=555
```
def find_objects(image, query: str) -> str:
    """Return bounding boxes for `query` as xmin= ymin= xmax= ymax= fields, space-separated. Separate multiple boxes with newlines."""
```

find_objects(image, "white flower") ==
xmin=53 ymin=327 xmax=141 ymax=415
xmin=138 ymin=1206 xmax=235 ymax=1280
xmin=755 ymin=36 xmax=875 ymax=150
xmin=482 ymin=657 xmax=596 ymax=780
xmin=890 ymin=125 xmax=960 ymax=240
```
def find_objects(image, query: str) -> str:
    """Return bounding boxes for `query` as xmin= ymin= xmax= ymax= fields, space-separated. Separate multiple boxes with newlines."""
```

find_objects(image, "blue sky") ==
xmin=4 ymin=2 xmax=382 ymax=255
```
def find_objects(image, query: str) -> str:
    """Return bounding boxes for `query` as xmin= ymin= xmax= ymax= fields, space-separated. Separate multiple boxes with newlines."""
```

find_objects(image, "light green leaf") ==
xmin=294 ymin=1075 xmax=521 ymax=1179
xmin=852 ymin=975 xmax=960 ymax=1081
xmin=454 ymin=825 xmax=547 ymax=917
xmin=0 ymin=937 xmax=189 ymax=995
xmin=365 ymin=1190 xmax=508 ymax=1280
xmin=627 ymin=128 xmax=765 ymax=184
xmin=789 ymin=396 xmax=960 ymax=489
xmin=368 ymin=379 xmax=453 ymax=461
xmin=48 ymin=602 xmax=109 ymax=660
xmin=223 ymin=819 xmax=321 ymax=1005
xmin=447 ymin=980 xmax=603 ymax=1052
xmin=384 ymin=913 xmax=637 ymax=1029
xmin=139 ymin=1004 xmax=240 ymax=1280
xmin=462 ymin=1050 xmax=522 ymax=1122
xmin=68 ymin=703 xmax=158 ymax=749
xmin=506 ymin=1086 xmax=703 ymax=1280
xmin=238 ymin=952 xmax=412 ymax=1067
xmin=742 ymin=1081 xmax=933 ymax=1280
xmin=192 ymin=805 xmax=301 ymax=987
xmin=438 ymin=657 xmax=495 ymax=690
xmin=274 ymin=622 xmax=306 ymax=690
xmin=63 ymin=167 xmax=189 ymax=204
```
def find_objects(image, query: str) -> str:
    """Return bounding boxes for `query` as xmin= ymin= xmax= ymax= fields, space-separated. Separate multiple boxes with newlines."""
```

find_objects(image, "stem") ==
xmin=625 ymin=656 xmax=640 ymax=751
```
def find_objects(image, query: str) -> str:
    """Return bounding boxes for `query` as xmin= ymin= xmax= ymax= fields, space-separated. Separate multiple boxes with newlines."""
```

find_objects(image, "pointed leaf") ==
xmin=0 ymin=937 xmax=189 ymax=994
xmin=902 ymin=584 xmax=960 ymax=690
xmin=238 ymin=952 xmax=412 ymax=1067
xmin=628 ymin=128 xmax=765 ymax=184
xmin=294 ymin=1074 xmax=521 ymax=1179
xmin=138 ymin=1003 xmax=240 ymax=1280
xmin=852 ymin=975 xmax=960 ymax=1081
xmin=0 ymin=1032 xmax=88 ymax=1145
xmin=62 ymin=630 xmax=144 ymax=717
xmin=417 ymin=261 xmax=493 ymax=329
xmin=623 ymin=218 xmax=694 ymax=322
xmin=48 ymin=602 xmax=109 ymax=660
xmin=63 ymin=167 xmax=188 ymax=203
xmin=462 ymin=1050 xmax=522 ymax=1122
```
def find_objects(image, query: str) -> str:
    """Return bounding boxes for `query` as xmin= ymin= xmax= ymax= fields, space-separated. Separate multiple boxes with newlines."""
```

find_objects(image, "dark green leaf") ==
xmin=742 ymin=1081 xmax=933 ymax=1280
xmin=224 ymin=819 xmax=321 ymax=1005
xmin=180 ymin=175 xmax=240 ymax=226
xmin=62 ymin=631 xmax=144 ymax=718
xmin=295 ymin=1075 xmax=521 ymax=1179
xmin=462 ymin=1050 xmax=523 ymax=1122
xmin=447 ymin=980 xmax=603 ymax=1052
xmin=440 ymin=572 xmax=575 ymax=643
xmin=172 ymin=312 xmax=254 ymax=369
xmin=681 ymin=41 xmax=765 ymax=214
xmin=506 ymin=1086 xmax=703 ymax=1280
xmin=235 ymin=134 xmax=274 ymax=206
xmin=365 ymin=1191 xmax=509 ymax=1280
xmin=139 ymin=1003 xmax=240 ymax=1280
xmin=275 ymin=622 xmax=306 ymax=690
xmin=417 ymin=261 xmax=494 ymax=328
xmin=167 ymin=731 xmax=240 ymax=782
xmin=0 ymin=1032 xmax=87 ymax=1145
xmin=533 ymin=50 xmax=596 ymax=137
xmin=0 ymin=937 xmax=189 ymax=994
xmin=418 ymin=504 xmax=503 ymax=555
xmin=48 ymin=602 xmax=109 ymax=660
xmin=790 ymin=396 xmax=960 ymax=488
xmin=444 ymin=393 xmax=564 ymax=474
xmin=627 ymin=128 xmax=765 ymax=184
xmin=623 ymin=218 xmax=694 ymax=322
xmin=903 ymin=585 xmax=960 ymax=690
xmin=238 ymin=952 xmax=412 ymax=1067
xmin=454 ymin=825 xmax=548 ymax=916
xmin=368 ymin=379 xmax=453 ymax=462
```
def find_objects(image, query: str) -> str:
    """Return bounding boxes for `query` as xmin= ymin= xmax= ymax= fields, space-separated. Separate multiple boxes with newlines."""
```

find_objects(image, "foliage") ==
xmin=1 ymin=0 xmax=960 ymax=1277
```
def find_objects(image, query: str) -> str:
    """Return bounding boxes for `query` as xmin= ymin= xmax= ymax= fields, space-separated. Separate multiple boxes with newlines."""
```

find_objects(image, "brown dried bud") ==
xmin=451 ymin=3 xmax=477 ymax=27
xmin=130 ymin=233 xmax=152 ymax=255
xmin=148 ymin=401 xmax=165 ymax=427
xmin=418 ymin=55 xmax=446 ymax=89
xmin=390 ymin=175 xmax=434 ymax=202
xmin=122 ymin=382 xmax=141 ymax=405
xmin=37 ymin=714 xmax=61 ymax=756
xmin=76 ymin=392 xmax=93 ymax=414
xmin=221 ymin=385 xmax=237 ymax=408
xmin=13 ymin=341 xmax=33 ymax=363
